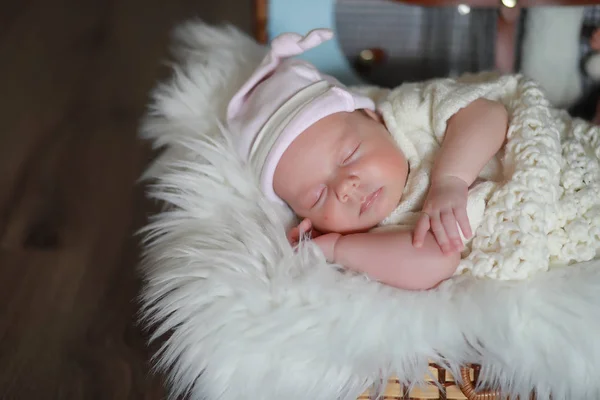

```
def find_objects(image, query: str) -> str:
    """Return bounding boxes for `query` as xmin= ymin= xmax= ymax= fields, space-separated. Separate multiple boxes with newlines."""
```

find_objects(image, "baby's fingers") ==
xmin=287 ymin=218 xmax=313 ymax=245
xmin=287 ymin=227 xmax=300 ymax=245
xmin=440 ymin=210 xmax=462 ymax=251
xmin=430 ymin=213 xmax=452 ymax=254
xmin=298 ymin=218 xmax=313 ymax=235
xmin=454 ymin=207 xmax=472 ymax=239
xmin=413 ymin=213 xmax=430 ymax=248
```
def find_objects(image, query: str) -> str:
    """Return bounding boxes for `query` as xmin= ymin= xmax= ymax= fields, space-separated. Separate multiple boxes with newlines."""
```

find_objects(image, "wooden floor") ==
xmin=0 ymin=1 xmax=251 ymax=399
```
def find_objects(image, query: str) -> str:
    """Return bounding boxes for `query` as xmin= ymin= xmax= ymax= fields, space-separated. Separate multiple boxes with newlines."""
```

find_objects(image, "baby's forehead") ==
xmin=295 ymin=113 xmax=349 ymax=145
xmin=284 ymin=110 xmax=373 ymax=168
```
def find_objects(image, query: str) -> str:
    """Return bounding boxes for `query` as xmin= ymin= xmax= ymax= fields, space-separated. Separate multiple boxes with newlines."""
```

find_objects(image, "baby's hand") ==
xmin=287 ymin=218 xmax=340 ymax=261
xmin=287 ymin=218 xmax=314 ymax=246
xmin=413 ymin=175 xmax=472 ymax=254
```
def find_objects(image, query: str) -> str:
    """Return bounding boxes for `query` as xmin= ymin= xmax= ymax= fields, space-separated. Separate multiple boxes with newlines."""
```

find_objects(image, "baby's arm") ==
xmin=315 ymin=229 xmax=460 ymax=290
xmin=433 ymin=98 xmax=508 ymax=187
xmin=414 ymin=98 xmax=509 ymax=252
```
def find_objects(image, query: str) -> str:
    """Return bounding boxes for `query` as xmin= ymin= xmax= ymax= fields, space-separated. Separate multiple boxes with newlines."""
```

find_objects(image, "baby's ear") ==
xmin=362 ymin=108 xmax=383 ymax=123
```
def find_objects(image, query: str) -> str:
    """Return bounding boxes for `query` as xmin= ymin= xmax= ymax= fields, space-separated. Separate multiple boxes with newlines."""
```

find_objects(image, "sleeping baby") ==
xmin=227 ymin=29 xmax=600 ymax=290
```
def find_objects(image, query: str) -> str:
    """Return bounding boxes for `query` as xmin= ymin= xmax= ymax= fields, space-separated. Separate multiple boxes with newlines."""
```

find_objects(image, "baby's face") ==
xmin=273 ymin=109 xmax=409 ymax=234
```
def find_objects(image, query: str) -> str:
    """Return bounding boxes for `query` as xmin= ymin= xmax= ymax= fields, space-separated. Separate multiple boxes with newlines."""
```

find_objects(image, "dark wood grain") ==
xmin=0 ymin=0 xmax=252 ymax=399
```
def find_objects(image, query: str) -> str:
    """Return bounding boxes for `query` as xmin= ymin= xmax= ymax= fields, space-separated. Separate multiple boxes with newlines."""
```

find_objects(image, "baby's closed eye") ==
xmin=311 ymin=186 xmax=327 ymax=209
xmin=341 ymin=143 xmax=361 ymax=165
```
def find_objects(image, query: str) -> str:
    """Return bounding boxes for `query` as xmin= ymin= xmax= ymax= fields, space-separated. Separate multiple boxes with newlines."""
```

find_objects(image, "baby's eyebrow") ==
xmin=335 ymin=132 xmax=354 ymax=156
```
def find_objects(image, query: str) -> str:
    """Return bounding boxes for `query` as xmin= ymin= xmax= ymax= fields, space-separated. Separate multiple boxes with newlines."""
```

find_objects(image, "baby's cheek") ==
xmin=312 ymin=211 xmax=334 ymax=233
xmin=323 ymin=211 xmax=354 ymax=234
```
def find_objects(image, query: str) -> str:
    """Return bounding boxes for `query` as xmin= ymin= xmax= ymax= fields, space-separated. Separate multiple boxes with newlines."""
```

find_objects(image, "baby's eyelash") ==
xmin=311 ymin=187 xmax=326 ymax=208
xmin=343 ymin=143 xmax=360 ymax=164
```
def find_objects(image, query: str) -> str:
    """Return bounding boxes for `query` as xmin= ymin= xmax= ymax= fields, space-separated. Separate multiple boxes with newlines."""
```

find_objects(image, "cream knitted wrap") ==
xmin=371 ymin=75 xmax=600 ymax=280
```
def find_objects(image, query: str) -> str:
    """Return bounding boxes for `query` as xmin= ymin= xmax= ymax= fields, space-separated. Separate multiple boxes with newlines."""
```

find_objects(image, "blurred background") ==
xmin=0 ymin=1 xmax=251 ymax=399
xmin=2 ymin=0 xmax=600 ymax=399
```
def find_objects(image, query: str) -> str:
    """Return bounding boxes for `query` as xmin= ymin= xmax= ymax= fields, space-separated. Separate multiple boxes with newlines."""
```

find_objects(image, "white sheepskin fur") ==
xmin=138 ymin=20 xmax=600 ymax=400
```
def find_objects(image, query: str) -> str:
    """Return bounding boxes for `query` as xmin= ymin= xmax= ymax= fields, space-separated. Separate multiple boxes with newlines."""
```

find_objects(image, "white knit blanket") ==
xmin=370 ymin=74 xmax=600 ymax=280
xmin=138 ymin=21 xmax=600 ymax=400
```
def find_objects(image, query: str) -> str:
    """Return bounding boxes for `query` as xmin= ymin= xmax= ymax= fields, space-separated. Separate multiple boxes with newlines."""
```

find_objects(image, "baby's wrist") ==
xmin=431 ymin=173 xmax=468 ymax=187
xmin=313 ymin=232 xmax=342 ymax=262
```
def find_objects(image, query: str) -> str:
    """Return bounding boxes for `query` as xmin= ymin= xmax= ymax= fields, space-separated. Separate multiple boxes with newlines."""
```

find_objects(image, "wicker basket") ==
xmin=357 ymin=364 xmax=500 ymax=400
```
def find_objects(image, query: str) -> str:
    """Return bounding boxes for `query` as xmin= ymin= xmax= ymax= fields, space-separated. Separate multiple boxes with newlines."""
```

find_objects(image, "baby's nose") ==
xmin=336 ymin=176 xmax=360 ymax=202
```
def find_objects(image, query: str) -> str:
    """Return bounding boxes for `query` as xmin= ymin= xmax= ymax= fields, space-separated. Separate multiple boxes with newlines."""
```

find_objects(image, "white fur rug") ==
xmin=138 ymin=21 xmax=600 ymax=400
